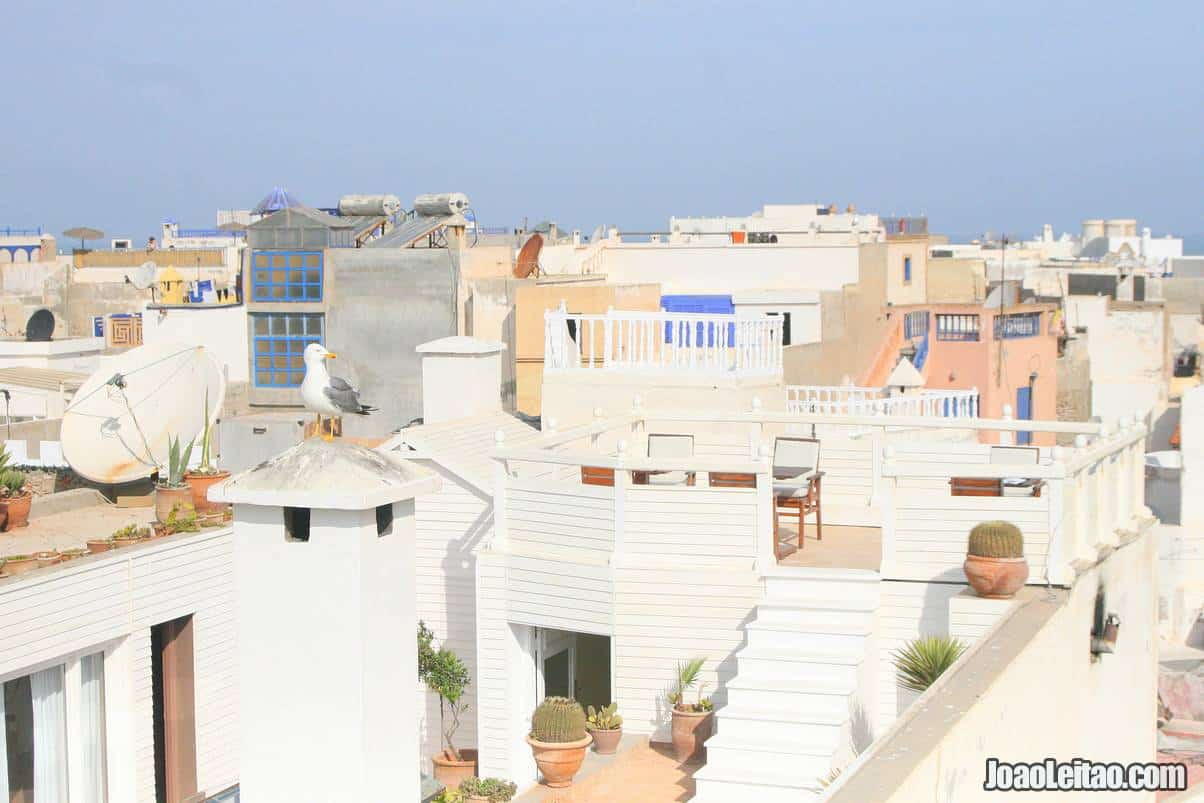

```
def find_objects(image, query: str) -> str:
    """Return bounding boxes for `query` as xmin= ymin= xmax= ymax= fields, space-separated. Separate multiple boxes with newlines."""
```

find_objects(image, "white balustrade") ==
xmin=785 ymin=385 xmax=979 ymax=419
xmin=544 ymin=307 xmax=783 ymax=377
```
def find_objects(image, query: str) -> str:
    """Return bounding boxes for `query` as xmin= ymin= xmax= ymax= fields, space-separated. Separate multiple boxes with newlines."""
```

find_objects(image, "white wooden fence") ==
xmin=544 ymin=307 xmax=783 ymax=377
xmin=786 ymin=385 xmax=979 ymax=418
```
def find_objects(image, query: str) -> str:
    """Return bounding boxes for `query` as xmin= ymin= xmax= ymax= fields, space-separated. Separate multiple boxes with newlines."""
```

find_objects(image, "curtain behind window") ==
xmin=29 ymin=666 xmax=66 ymax=803
xmin=80 ymin=653 xmax=107 ymax=803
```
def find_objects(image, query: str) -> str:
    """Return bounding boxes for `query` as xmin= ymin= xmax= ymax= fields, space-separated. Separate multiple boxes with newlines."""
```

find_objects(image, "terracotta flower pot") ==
xmin=963 ymin=554 xmax=1029 ymax=599
xmin=0 ymin=493 xmax=32 ymax=531
xmin=671 ymin=708 xmax=714 ymax=763
xmin=59 ymin=548 xmax=89 ymax=562
xmin=3 ymin=555 xmax=38 ymax=576
xmin=34 ymin=551 xmax=61 ymax=568
xmin=155 ymin=485 xmax=194 ymax=523
xmin=184 ymin=471 xmax=231 ymax=514
xmin=87 ymin=539 xmax=114 ymax=554
xmin=431 ymin=748 xmax=478 ymax=790
xmin=590 ymin=727 xmax=622 ymax=755
xmin=527 ymin=734 xmax=591 ymax=788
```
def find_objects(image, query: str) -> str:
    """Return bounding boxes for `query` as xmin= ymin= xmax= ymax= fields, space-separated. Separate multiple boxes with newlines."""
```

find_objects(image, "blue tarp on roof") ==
xmin=252 ymin=187 xmax=304 ymax=215
xmin=660 ymin=294 xmax=735 ymax=345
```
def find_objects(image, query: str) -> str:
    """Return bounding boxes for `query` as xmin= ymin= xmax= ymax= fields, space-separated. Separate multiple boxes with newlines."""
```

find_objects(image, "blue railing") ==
xmin=175 ymin=228 xmax=244 ymax=238
xmin=1 ymin=226 xmax=42 ymax=237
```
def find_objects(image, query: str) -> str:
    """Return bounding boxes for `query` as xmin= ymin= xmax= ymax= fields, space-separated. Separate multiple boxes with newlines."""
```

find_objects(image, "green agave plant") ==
xmin=892 ymin=635 xmax=967 ymax=693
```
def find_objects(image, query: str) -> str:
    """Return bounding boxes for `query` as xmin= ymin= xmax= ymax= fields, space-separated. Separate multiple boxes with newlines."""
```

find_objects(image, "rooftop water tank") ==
xmin=413 ymin=193 xmax=470 ymax=217
xmin=1082 ymin=219 xmax=1105 ymax=240
xmin=338 ymin=194 xmax=402 ymax=217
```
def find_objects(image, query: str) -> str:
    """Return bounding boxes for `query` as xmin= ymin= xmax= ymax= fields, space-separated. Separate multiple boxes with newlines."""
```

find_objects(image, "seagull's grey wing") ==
xmin=323 ymin=378 xmax=364 ymax=414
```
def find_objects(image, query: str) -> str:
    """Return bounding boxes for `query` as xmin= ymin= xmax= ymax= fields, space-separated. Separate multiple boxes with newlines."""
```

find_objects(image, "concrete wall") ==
xmin=324 ymin=248 xmax=458 ymax=437
xmin=926 ymin=257 xmax=986 ymax=304
xmin=514 ymin=281 xmax=661 ymax=416
xmin=832 ymin=530 xmax=1159 ymax=802
xmin=591 ymin=242 xmax=861 ymax=294
xmin=784 ymin=244 xmax=891 ymax=385
xmin=1087 ymin=304 xmax=1169 ymax=426
xmin=884 ymin=237 xmax=928 ymax=307
xmin=142 ymin=303 xmax=249 ymax=382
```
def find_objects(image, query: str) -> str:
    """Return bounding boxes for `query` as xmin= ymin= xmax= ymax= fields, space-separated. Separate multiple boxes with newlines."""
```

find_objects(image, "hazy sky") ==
xmin=3 ymin=0 xmax=1201 ymax=244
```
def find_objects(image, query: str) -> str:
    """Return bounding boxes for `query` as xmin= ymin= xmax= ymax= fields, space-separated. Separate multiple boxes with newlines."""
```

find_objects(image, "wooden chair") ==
xmin=581 ymin=466 xmax=615 ymax=487
xmin=950 ymin=446 xmax=1043 ymax=497
xmin=773 ymin=437 xmax=823 ymax=556
xmin=637 ymin=434 xmax=696 ymax=487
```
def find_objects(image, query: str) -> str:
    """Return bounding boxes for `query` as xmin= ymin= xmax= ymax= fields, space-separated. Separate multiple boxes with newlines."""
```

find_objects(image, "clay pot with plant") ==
xmin=153 ymin=507 xmax=200 ymax=538
xmin=3 ymin=554 xmax=38 ymax=576
xmin=669 ymin=657 xmax=715 ymax=763
xmin=585 ymin=702 xmax=623 ymax=755
xmin=155 ymin=435 xmax=195 ymax=523
xmin=963 ymin=521 xmax=1029 ymax=599
xmin=0 ymin=467 xmax=33 ymax=532
xmin=112 ymin=524 xmax=152 ymax=548
xmin=526 ymin=697 xmax=591 ymax=788
xmin=87 ymin=538 xmax=115 ymax=554
xmin=458 ymin=777 xmax=517 ymax=803
xmin=184 ymin=392 xmax=230 ymax=514
xmin=420 ymin=622 xmax=477 ymax=788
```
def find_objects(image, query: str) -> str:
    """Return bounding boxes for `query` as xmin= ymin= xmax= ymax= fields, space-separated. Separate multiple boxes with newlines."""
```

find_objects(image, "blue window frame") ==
xmin=994 ymin=312 xmax=1041 ymax=339
xmin=251 ymin=312 xmax=324 ymax=387
xmin=903 ymin=310 xmax=929 ymax=339
xmin=251 ymin=250 xmax=323 ymax=302
xmin=903 ymin=256 xmax=912 ymax=282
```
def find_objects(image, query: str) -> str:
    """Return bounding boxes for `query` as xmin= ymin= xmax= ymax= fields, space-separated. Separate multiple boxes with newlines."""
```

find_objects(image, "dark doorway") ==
xmin=152 ymin=616 xmax=198 ymax=803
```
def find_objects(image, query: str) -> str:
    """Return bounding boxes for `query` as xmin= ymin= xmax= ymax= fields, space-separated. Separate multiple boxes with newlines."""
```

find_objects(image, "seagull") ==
xmin=300 ymin=343 xmax=376 ymax=440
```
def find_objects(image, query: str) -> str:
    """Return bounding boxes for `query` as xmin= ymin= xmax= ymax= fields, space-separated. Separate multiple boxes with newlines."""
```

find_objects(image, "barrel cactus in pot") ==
xmin=963 ymin=520 xmax=1028 ymax=598
xmin=526 ymin=697 xmax=591 ymax=788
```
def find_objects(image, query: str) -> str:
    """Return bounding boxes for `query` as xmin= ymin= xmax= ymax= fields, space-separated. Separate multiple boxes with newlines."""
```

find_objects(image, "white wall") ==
xmin=0 ymin=338 xmax=105 ymax=374
xmin=0 ymin=528 xmax=238 ymax=802
xmin=142 ymin=304 xmax=249 ymax=383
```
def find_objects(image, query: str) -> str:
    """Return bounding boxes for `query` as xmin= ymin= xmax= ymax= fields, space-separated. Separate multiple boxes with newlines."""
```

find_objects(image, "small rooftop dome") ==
xmin=210 ymin=438 xmax=439 ymax=509
xmin=415 ymin=336 xmax=506 ymax=355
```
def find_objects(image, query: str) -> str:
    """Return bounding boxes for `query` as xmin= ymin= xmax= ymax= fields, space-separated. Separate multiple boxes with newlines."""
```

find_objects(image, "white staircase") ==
xmin=691 ymin=569 xmax=880 ymax=802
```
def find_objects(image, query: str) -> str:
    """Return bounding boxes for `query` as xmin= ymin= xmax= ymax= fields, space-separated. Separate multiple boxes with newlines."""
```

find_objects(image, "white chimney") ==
xmin=212 ymin=439 xmax=440 ymax=803
xmin=416 ymin=336 xmax=507 ymax=424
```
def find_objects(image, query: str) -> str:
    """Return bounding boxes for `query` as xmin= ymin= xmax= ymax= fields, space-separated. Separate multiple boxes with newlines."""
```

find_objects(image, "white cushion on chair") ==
xmin=648 ymin=470 xmax=692 ymax=486
xmin=774 ymin=470 xmax=816 ymax=498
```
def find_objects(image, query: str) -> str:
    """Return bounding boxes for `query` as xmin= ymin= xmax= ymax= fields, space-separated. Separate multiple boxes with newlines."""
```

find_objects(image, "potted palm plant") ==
xmin=585 ymin=702 xmax=623 ymax=754
xmin=0 ymin=468 xmax=32 ymax=531
xmin=458 ymin=777 xmax=517 ymax=803
xmin=155 ymin=435 xmax=194 ymax=523
xmin=669 ymin=657 xmax=714 ymax=763
xmin=892 ymin=635 xmax=967 ymax=692
xmin=419 ymin=622 xmax=477 ymax=788
xmin=526 ymin=697 xmax=591 ymax=788
xmin=963 ymin=521 xmax=1029 ymax=599
xmin=184 ymin=392 xmax=230 ymax=514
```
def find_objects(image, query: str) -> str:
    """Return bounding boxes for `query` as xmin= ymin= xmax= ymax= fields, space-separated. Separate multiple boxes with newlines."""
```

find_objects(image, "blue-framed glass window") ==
xmin=903 ymin=256 xmax=912 ymax=283
xmin=251 ymin=250 xmax=323 ymax=302
xmin=903 ymin=310 xmax=929 ymax=339
xmin=994 ymin=312 xmax=1041 ymax=339
xmin=936 ymin=314 xmax=980 ymax=341
xmin=251 ymin=312 xmax=324 ymax=387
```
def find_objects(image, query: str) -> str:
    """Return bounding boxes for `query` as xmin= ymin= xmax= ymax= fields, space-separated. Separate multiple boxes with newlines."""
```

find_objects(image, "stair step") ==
xmin=693 ymin=766 xmax=823 ymax=802
xmin=704 ymin=740 xmax=832 ymax=779
xmin=725 ymin=678 xmax=856 ymax=719
xmin=736 ymin=646 xmax=863 ymax=682
xmin=717 ymin=703 xmax=846 ymax=728
xmin=744 ymin=620 xmax=869 ymax=651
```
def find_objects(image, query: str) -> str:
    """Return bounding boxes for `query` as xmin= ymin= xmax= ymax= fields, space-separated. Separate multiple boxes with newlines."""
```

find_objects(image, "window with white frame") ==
xmin=935 ymin=313 xmax=981 ymax=341
xmin=1 ymin=651 xmax=107 ymax=802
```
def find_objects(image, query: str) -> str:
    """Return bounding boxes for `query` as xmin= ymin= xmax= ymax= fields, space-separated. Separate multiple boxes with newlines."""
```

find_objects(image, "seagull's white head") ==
xmin=303 ymin=343 xmax=337 ymax=368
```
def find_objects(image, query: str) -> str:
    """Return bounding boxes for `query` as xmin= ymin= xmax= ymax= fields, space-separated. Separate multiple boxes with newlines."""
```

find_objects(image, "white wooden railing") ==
xmin=544 ymin=306 xmax=783 ymax=377
xmin=786 ymin=385 xmax=979 ymax=418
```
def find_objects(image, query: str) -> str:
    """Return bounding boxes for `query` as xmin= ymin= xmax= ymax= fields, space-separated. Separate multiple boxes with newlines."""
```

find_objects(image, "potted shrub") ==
xmin=153 ymin=507 xmax=199 ymax=538
xmin=184 ymin=393 xmax=230 ymax=514
xmin=669 ymin=657 xmax=714 ymax=763
xmin=59 ymin=547 xmax=89 ymax=562
xmin=112 ymin=524 xmax=152 ymax=548
xmin=893 ymin=635 xmax=967 ymax=693
xmin=154 ymin=435 xmax=195 ymax=523
xmin=419 ymin=622 xmax=477 ymax=788
xmin=586 ymin=702 xmax=623 ymax=755
xmin=86 ymin=537 xmax=115 ymax=554
xmin=526 ymin=696 xmax=591 ymax=788
xmin=963 ymin=521 xmax=1029 ymax=599
xmin=458 ymin=777 xmax=517 ymax=803
xmin=34 ymin=550 xmax=60 ymax=568
xmin=3 ymin=554 xmax=38 ymax=576
xmin=0 ymin=469 xmax=32 ymax=531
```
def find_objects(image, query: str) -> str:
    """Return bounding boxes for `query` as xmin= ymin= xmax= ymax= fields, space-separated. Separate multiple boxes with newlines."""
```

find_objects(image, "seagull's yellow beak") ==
xmin=324 ymin=352 xmax=337 ymax=359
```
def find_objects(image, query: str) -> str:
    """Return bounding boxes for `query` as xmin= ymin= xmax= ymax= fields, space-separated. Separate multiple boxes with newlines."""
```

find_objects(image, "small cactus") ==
xmin=586 ymin=702 xmax=622 ymax=731
xmin=968 ymin=521 xmax=1024 ymax=559
xmin=530 ymin=696 xmax=587 ymax=743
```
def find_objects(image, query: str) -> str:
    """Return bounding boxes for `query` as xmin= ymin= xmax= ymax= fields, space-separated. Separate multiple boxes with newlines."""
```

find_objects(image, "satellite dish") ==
xmin=128 ymin=261 xmax=157 ymax=290
xmin=25 ymin=309 xmax=55 ymax=342
xmin=61 ymin=342 xmax=226 ymax=484
xmin=513 ymin=233 xmax=543 ymax=279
